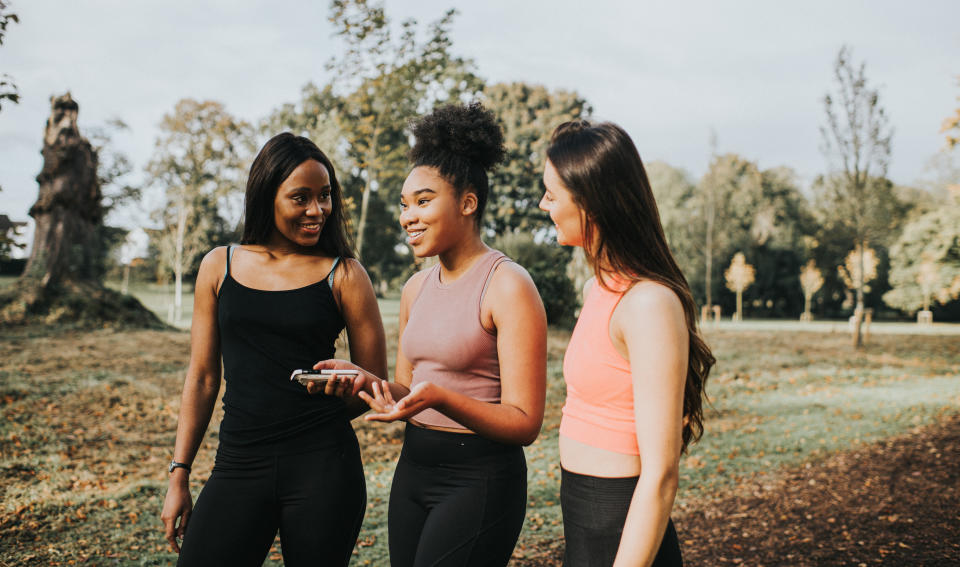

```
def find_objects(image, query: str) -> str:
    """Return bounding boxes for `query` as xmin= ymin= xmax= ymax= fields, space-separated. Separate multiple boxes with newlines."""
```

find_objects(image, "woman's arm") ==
xmin=611 ymin=282 xmax=688 ymax=567
xmin=363 ymin=263 xmax=547 ymax=446
xmin=328 ymin=259 xmax=388 ymax=419
xmin=160 ymin=247 xmax=226 ymax=553
xmin=311 ymin=269 xmax=429 ymax=402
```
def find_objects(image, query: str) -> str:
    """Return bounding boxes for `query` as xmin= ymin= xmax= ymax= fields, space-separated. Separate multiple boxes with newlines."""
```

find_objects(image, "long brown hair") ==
xmin=547 ymin=120 xmax=714 ymax=452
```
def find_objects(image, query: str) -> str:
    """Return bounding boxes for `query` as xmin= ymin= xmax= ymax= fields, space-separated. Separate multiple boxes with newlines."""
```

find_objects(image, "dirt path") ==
xmin=518 ymin=413 xmax=960 ymax=566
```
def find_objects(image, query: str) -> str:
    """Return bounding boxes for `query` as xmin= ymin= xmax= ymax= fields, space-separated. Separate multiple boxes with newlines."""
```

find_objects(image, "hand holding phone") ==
xmin=291 ymin=369 xmax=360 ymax=396
xmin=289 ymin=368 xmax=360 ymax=386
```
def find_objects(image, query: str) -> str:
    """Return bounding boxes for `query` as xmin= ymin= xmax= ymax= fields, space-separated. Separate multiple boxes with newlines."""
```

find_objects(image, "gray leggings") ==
xmin=561 ymin=468 xmax=682 ymax=567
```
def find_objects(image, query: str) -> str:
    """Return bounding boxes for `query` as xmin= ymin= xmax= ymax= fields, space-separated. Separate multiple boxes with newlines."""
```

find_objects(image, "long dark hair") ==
xmin=408 ymin=102 xmax=505 ymax=227
xmin=547 ymin=120 xmax=714 ymax=452
xmin=240 ymin=132 xmax=354 ymax=258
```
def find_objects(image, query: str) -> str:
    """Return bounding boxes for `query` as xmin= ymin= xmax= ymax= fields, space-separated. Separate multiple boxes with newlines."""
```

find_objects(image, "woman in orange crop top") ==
xmin=315 ymin=103 xmax=547 ymax=566
xmin=539 ymin=121 xmax=714 ymax=567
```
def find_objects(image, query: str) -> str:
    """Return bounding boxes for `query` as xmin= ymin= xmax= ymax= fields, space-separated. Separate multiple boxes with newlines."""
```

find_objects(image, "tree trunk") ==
xmin=121 ymin=263 xmax=130 ymax=295
xmin=173 ymin=200 xmax=188 ymax=323
xmin=21 ymin=94 xmax=102 ymax=285
xmin=355 ymin=129 xmax=380 ymax=260
xmin=705 ymin=216 xmax=713 ymax=314
xmin=735 ymin=289 xmax=743 ymax=321
xmin=0 ymin=93 xmax=162 ymax=328
xmin=853 ymin=243 xmax=865 ymax=348
xmin=355 ymin=174 xmax=374 ymax=259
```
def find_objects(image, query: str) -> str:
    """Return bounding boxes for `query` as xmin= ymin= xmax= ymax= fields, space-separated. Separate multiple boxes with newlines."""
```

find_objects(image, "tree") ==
xmin=820 ymin=45 xmax=893 ymax=348
xmin=799 ymin=260 xmax=824 ymax=321
xmin=699 ymin=131 xmax=720 ymax=316
xmin=693 ymin=151 xmax=763 ymax=312
xmin=0 ymin=94 xmax=160 ymax=327
xmin=89 ymin=119 xmax=142 ymax=219
xmin=838 ymin=244 xmax=878 ymax=307
xmin=0 ymin=0 xmax=19 ymax=113
xmin=491 ymin=230 xmax=576 ymax=327
xmin=942 ymin=77 xmax=960 ymax=149
xmin=0 ymin=213 xmax=26 ymax=260
xmin=882 ymin=193 xmax=960 ymax=315
xmin=810 ymin=173 xmax=908 ymax=318
xmin=326 ymin=0 xmax=481 ymax=259
xmin=645 ymin=160 xmax=703 ymax=295
xmin=145 ymin=99 xmax=252 ymax=323
xmin=724 ymin=252 xmax=755 ymax=321
xmin=482 ymin=82 xmax=591 ymax=234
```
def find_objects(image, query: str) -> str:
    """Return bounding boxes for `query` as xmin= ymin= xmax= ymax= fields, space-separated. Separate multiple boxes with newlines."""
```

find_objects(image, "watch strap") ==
xmin=168 ymin=460 xmax=192 ymax=474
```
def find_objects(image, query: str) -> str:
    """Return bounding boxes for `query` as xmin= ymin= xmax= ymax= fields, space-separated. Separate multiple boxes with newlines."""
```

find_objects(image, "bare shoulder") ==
xmin=618 ymin=280 xmax=684 ymax=322
xmin=401 ymin=266 xmax=433 ymax=299
xmin=198 ymin=246 xmax=228 ymax=278
xmin=582 ymin=276 xmax=596 ymax=300
xmin=489 ymin=259 xmax=537 ymax=294
xmin=338 ymin=257 xmax=372 ymax=283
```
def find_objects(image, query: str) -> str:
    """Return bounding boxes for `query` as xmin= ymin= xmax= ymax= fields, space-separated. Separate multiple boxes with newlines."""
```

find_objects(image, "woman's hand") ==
xmin=359 ymin=381 xmax=442 ymax=423
xmin=160 ymin=474 xmax=193 ymax=553
xmin=307 ymin=359 xmax=370 ymax=397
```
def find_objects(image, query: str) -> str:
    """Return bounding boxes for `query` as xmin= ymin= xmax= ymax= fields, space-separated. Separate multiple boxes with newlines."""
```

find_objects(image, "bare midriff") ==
xmin=560 ymin=434 xmax=642 ymax=478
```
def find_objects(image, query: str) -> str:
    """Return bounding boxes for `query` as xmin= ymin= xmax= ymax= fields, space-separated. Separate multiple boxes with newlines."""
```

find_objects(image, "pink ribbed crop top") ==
xmin=402 ymin=249 xmax=510 ymax=429
xmin=560 ymin=278 xmax=640 ymax=455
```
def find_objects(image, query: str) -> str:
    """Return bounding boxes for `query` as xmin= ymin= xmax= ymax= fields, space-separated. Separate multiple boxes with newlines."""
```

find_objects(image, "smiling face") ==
xmin=399 ymin=166 xmax=477 ymax=258
xmin=270 ymin=159 xmax=333 ymax=249
xmin=539 ymin=159 xmax=587 ymax=247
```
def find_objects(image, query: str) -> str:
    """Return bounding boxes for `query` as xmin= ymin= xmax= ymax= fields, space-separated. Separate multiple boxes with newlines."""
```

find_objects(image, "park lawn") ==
xmin=1 ymin=317 xmax=958 ymax=565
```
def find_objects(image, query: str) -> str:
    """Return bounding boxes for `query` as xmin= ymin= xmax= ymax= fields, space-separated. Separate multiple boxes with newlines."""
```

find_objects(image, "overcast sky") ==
xmin=1 ymin=0 xmax=958 ymax=238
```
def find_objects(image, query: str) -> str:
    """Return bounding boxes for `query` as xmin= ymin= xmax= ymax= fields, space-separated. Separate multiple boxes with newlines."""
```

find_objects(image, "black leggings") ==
xmin=176 ymin=423 xmax=366 ymax=567
xmin=561 ymin=468 xmax=682 ymax=567
xmin=388 ymin=424 xmax=527 ymax=567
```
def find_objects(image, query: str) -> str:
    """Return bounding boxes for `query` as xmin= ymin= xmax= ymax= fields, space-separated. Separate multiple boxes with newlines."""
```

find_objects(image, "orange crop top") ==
xmin=560 ymin=278 xmax=640 ymax=455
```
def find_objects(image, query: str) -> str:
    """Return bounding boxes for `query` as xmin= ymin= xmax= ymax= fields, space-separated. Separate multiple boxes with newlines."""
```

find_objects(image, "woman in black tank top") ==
xmin=160 ymin=133 xmax=387 ymax=567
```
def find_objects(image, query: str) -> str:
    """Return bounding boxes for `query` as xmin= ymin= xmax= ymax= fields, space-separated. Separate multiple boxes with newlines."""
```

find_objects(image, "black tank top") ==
xmin=217 ymin=245 xmax=347 ymax=454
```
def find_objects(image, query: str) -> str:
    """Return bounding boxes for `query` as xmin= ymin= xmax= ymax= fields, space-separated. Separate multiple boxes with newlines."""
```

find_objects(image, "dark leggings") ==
xmin=176 ymin=423 xmax=366 ymax=567
xmin=561 ymin=468 xmax=682 ymax=567
xmin=388 ymin=424 xmax=527 ymax=567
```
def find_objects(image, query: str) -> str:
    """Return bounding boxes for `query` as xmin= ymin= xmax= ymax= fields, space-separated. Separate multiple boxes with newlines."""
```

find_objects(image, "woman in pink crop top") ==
xmin=314 ymin=103 xmax=547 ymax=567
xmin=539 ymin=121 xmax=714 ymax=567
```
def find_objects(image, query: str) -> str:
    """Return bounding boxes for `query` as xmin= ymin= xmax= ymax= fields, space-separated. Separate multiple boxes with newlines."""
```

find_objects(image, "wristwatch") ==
xmin=168 ymin=460 xmax=192 ymax=474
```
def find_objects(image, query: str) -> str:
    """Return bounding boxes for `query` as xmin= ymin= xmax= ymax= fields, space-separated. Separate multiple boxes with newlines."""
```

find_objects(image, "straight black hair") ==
xmin=241 ymin=132 xmax=354 ymax=258
xmin=547 ymin=120 xmax=714 ymax=452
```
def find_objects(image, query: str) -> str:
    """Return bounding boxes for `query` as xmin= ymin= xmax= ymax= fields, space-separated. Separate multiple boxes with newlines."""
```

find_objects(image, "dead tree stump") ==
xmin=0 ymin=93 xmax=163 ymax=328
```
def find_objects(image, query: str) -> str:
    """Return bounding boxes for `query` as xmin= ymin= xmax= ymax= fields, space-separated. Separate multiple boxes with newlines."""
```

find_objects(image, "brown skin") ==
xmin=315 ymin=166 xmax=548 ymax=446
xmin=159 ymin=160 xmax=386 ymax=553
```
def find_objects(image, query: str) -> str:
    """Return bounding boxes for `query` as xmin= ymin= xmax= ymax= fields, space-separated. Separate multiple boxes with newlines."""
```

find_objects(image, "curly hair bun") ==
xmin=409 ymin=102 xmax=505 ymax=171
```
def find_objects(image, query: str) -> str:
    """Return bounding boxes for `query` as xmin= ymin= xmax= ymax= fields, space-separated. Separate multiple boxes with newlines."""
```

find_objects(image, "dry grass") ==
xmin=1 ymin=323 xmax=958 ymax=565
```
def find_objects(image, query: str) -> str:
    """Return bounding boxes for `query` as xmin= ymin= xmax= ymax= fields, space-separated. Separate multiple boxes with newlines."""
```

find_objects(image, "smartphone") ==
xmin=289 ymin=368 xmax=359 ymax=386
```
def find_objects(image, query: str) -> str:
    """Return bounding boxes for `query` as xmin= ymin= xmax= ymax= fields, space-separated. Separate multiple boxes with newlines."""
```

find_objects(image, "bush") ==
xmin=491 ymin=231 xmax=578 ymax=328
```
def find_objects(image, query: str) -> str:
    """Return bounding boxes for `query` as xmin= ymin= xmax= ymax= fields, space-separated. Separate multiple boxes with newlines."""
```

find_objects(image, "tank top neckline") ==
xmin=222 ymin=245 xmax=340 ymax=294
xmin=433 ymin=248 xmax=501 ymax=290
xmin=225 ymin=274 xmax=331 ymax=294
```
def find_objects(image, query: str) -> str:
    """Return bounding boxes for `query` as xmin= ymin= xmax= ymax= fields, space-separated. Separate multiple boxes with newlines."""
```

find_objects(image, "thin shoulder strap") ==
xmin=327 ymin=257 xmax=341 ymax=289
xmin=223 ymin=245 xmax=235 ymax=280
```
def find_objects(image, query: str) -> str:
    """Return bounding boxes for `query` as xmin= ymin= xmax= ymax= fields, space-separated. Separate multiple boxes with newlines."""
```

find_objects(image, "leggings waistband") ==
xmin=401 ymin=422 xmax=524 ymax=467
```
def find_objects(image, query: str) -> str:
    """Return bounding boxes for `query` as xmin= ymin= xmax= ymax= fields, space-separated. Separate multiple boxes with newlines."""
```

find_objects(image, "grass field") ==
xmin=1 ymin=293 xmax=959 ymax=565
